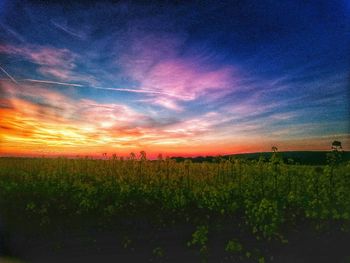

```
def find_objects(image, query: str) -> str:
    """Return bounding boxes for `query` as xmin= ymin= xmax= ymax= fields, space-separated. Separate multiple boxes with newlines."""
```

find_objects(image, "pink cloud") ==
xmin=78 ymin=99 xmax=145 ymax=128
xmin=123 ymin=58 xmax=236 ymax=110
xmin=0 ymin=44 xmax=97 ymax=85
xmin=0 ymin=44 xmax=76 ymax=68
xmin=38 ymin=67 xmax=73 ymax=80
xmin=117 ymin=34 xmax=237 ymax=110
xmin=119 ymin=32 xmax=184 ymax=79
xmin=149 ymin=97 xmax=183 ymax=111
xmin=142 ymin=59 xmax=233 ymax=99
xmin=29 ymin=47 xmax=75 ymax=68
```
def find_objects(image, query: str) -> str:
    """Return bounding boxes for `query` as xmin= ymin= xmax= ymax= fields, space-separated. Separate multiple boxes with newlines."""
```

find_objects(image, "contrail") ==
xmin=0 ymin=22 xmax=26 ymax=43
xmin=0 ymin=64 xmax=18 ymax=84
xmin=93 ymin=86 xmax=193 ymax=100
xmin=21 ymin=79 xmax=83 ymax=87
xmin=51 ymin=20 xmax=85 ymax=39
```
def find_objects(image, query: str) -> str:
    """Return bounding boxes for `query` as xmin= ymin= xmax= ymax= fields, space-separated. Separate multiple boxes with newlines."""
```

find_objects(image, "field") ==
xmin=0 ymin=151 xmax=350 ymax=262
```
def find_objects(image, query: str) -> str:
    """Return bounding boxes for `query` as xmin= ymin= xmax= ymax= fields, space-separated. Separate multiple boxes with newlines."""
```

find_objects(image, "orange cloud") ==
xmin=1 ymin=78 xmax=348 ymax=158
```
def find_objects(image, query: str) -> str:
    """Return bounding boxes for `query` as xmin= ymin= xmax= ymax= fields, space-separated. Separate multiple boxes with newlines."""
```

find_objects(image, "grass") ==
xmin=0 ymin=151 xmax=349 ymax=261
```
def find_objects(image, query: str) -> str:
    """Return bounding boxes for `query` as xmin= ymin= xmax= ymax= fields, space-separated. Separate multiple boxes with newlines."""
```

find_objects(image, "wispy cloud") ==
xmin=0 ymin=44 xmax=98 ymax=86
xmin=50 ymin=19 xmax=87 ymax=40
xmin=0 ymin=44 xmax=76 ymax=67
xmin=1 ymin=81 xmax=184 ymax=153
xmin=116 ymin=34 xmax=238 ymax=110
xmin=92 ymin=87 xmax=193 ymax=100
xmin=0 ymin=22 xmax=26 ymax=43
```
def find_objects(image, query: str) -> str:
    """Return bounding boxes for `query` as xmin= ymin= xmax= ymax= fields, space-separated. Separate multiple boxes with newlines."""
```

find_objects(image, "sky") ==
xmin=0 ymin=0 xmax=349 ymax=157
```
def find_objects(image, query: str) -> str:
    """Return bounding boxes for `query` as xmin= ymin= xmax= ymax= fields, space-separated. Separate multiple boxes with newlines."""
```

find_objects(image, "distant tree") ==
xmin=129 ymin=152 xmax=136 ymax=160
xmin=327 ymin=141 xmax=343 ymax=166
xmin=271 ymin=145 xmax=282 ymax=165
xmin=271 ymin=146 xmax=278 ymax=153
xmin=140 ymin=151 xmax=147 ymax=161
xmin=332 ymin=141 xmax=342 ymax=151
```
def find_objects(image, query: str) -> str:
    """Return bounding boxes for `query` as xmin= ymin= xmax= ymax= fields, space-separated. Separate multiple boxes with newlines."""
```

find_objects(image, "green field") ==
xmin=0 ymin=151 xmax=349 ymax=262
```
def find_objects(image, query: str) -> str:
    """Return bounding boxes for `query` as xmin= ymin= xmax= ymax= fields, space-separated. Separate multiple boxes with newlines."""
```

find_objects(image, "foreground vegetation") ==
xmin=0 ymin=151 xmax=349 ymax=261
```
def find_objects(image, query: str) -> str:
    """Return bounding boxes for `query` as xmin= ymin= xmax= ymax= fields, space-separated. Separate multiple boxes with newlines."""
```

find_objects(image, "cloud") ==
xmin=91 ymin=87 xmax=192 ymax=100
xmin=0 ymin=81 xmax=186 ymax=154
xmin=50 ymin=19 xmax=87 ymax=40
xmin=116 ymin=33 xmax=237 ymax=110
xmin=1 ymin=78 xmax=348 ymax=156
xmin=0 ymin=98 xmax=13 ymax=109
xmin=0 ymin=44 xmax=98 ymax=85
xmin=0 ymin=22 xmax=26 ymax=42
xmin=0 ymin=44 xmax=76 ymax=67
xmin=139 ymin=58 xmax=234 ymax=99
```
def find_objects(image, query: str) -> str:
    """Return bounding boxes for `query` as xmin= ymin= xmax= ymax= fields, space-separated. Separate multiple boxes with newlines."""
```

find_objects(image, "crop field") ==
xmin=0 ymin=151 xmax=349 ymax=262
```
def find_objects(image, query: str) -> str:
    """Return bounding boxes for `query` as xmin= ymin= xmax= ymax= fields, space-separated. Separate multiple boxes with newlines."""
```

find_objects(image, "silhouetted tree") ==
xmin=129 ymin=152 xmax=136 ymax=160
xmin=157 ymin=154 xmax=163 ymax=161
xmin=327 ymin=141 xmax=343 ymax=166
xmin=271 ymin=146 xmax=278 ymax=153
xmin=332 ymin=141 xmax=342 ymax=151
xmin=140 ymin=151 xmax=147 ymax=161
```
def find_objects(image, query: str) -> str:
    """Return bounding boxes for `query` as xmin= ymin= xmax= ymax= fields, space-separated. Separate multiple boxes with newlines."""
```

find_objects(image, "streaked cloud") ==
xmin=0 ymin=44 xmax=98 ymax=86
xmin=50 ymin=19 xmax=87 ymax=40
xmin=116 ymin=33 xmax=237 ymax=110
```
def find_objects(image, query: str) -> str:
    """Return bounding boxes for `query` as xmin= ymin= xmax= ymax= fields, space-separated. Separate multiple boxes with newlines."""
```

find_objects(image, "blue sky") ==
xmin=0 ymin=0 xmax=349 ymax=156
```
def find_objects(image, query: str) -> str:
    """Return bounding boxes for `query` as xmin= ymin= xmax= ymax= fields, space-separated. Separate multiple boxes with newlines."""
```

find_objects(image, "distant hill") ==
xmin=171 ymin=151 xmax=350 ymax=165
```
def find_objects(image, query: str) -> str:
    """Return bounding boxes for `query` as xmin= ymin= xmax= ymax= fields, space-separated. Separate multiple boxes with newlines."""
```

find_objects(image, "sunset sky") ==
xmin=0 ymin=0 xmax=349 ymax=157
